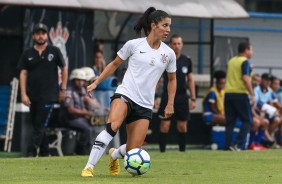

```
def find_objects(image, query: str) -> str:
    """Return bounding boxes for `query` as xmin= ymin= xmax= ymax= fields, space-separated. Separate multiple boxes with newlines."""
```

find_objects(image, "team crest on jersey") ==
xmin=160 ymin=53 xmax=168 ymax=64
xmin=48 ymin=54 xmax=54 ymax=62
xmin=182 ymin=66 xmax=188 ymax=74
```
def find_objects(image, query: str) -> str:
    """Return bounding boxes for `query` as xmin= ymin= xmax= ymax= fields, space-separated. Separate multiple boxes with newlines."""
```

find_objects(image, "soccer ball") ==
xmin=123 ymin=148 xmax=151 ymax=176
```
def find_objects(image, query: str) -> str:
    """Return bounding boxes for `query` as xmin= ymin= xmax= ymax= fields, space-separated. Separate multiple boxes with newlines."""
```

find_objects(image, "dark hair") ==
xmin=252 ymin=73 xmax=260 ymax=78
xmin=214 ymin=70 xmax=226 ymax=81
xmin=134 ymin=7 xmax=170 ymax=36
xmin=93 ymin=38 xmax=104 ymax=53
xmin=94 ymin=50 xmax=103 ymax=56
xmin=169 ymin=34 xmax=182 ymax=43
xmin=270 ymin=75 xmax=279 ymax=84
xmin=238 ymin=42 xmax=251 ymax=54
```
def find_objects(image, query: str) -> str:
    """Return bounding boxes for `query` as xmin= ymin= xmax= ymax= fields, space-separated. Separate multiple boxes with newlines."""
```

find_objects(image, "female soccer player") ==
xmin=81 ymin=7 xmax=176 ymax=177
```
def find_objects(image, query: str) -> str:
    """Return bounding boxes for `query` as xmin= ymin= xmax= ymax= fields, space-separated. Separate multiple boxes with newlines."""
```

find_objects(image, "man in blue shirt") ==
xmin=254 ymin=73 xmax=282 ymax=145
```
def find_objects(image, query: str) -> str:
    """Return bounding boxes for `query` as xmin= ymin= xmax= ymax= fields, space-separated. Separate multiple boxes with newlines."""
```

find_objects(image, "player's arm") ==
xmin=164 ymin=72 xmax=176 ymax=118
xmin=60 ymin=66 xmax=68 ymax=91
xmin=19 ymin=69 xmax=31 ymax=106
xmin=242 ymin=61 xmax=255 ymax=104
xmin=208 ymin=92 xmax=219 ymax=114
xmin=66 ymin=106 xmax=92 ymax=118
xmin=87 ymin=56 xmax=123 ymax=96
xmin=187 ymin=72 xmax=196 ymax=110
xmin=59 ymin=66 xmax=68 ymax=101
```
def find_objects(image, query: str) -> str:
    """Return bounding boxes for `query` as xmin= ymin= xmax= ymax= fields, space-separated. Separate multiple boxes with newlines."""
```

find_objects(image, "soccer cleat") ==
xmin=109 ymin=148 xmax=120 ymax=176
xmin=228 ymin=145 xmax=241 ymax=151
xmin=81 ymin=167 xmax=94 ymax=177
xmin=249 ymin=144 xmax=267 ymax=151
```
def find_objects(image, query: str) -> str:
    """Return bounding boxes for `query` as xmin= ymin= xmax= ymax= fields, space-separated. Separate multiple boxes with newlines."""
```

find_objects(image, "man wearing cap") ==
xmin=64 ymin=69 xmax=92 ymax=155
xmin=224 ymin=42 xmax=255 ymax=151
xmin=18 ymin=23 xmax=68 ymax=157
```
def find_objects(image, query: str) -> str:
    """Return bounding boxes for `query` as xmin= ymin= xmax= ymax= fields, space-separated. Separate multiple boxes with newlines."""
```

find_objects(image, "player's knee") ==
xmin=160 ymin=124 xmax=170 ymax=133
xmin=106 ymin=123 xmax=117 ymax=137
xmin=177 ymin=123 xmax=187 ymax=133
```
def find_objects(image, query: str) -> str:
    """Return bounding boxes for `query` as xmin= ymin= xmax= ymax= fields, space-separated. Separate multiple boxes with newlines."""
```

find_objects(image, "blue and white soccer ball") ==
xmin=124 ymin=148 xmax=151 ymax=176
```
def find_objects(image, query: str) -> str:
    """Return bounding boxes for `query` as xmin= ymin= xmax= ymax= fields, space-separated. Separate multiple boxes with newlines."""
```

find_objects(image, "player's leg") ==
xmin=111 ymin=144 xmax=126 ymax=160
xmin=158 ymin=92 xmax=171 ymax=152
xmin=176 ymin=120 xmax=187 ymax=152
xmin=235 ymin=94 xmax=252 ymax=149
xmin=81 ymin=97 xmax=127 ymax=177
xmin=175 ymin=95 xmax=189 ymax=152
xmin=159 ymin=119 xmax=171 ymax=152
xmin=224 ymin=93 xmax=238 ymax=150
xmin=212 ymin=114 xmax=225 ymax=125
xmin=126 ymin=119 xmax=150 ymax=151
xmin=248 ymin=116 xmax=260 ymax=150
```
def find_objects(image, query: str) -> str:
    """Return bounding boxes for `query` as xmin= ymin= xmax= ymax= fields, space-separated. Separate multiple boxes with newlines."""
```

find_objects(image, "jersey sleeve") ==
xmin=166 ymin=50 xmax=176 ymax=73
xmin=64 ymin=90 xmax=74 ymax=107
xmin=187 ymin=57 xmax=192 ymax=74
xmin=207 ymin=91 xmax=216 ymax=104
xmin=117 ymin=40 xmax=134 ymax=61
xmin=270 ymin=92 xmax=278 ymax=103
xmin=17 ymin=51 xmax=27 ymax=71
xmin=241 ymin=60 xmax=251 ymax=76
xmin=55 ymin=47 xmax=66 ymax=67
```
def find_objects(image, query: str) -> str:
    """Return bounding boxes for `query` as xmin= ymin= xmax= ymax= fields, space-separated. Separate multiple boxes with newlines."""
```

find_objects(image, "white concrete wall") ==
xmin=215 ymin=17 xmax=282 ymax=78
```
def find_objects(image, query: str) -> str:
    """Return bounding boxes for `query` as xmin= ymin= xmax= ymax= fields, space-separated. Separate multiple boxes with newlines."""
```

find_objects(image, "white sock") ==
xmin=84 ymin=130 xmax=113 ymax=170
xmin=111 ymin=144 xmax=127 ymax=160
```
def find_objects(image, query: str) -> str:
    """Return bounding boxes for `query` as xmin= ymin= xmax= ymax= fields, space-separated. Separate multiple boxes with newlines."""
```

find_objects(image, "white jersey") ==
xmin=116 ymin=37 xmax=176 ymax=109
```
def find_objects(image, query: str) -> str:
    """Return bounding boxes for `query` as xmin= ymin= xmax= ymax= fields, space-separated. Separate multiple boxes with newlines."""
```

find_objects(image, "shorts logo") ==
xmin=48 ymin=54 xmax=54 ymax=62
xmin=121 ymin=96 xmax=128 ymax=103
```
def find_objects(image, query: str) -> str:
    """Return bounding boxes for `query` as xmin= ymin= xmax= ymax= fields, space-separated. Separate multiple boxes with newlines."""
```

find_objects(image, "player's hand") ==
xmin=21 ymin=94 xmax=31 ymax=106
xmin=164 ymin=104 xmax=174 ymax=118
xmin=82 ymin=109 xmax=92 ymax=119
xmin=59 ymin=90 xmax=66 ymax=102
xmin=86 ymin=83 xmax=97 ymax=98
xmin=250 ymin=95 xmax=256 ymax=107
xmin=189 ymin=101 xmax=196 ymax=110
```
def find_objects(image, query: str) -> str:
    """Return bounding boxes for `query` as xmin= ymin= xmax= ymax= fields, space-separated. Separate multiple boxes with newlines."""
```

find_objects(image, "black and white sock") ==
xmin=84 ymin=130 xmax=113 ymax=170
xmin=111 ymin=144 xmax=126 ymax=160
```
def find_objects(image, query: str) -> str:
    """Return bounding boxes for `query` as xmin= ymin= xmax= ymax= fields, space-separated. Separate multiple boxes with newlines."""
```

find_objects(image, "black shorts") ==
xmin=110 ymin=93 xmax=152 ymax=124
xmin=158 ymin=92 xmax=190 ymax=121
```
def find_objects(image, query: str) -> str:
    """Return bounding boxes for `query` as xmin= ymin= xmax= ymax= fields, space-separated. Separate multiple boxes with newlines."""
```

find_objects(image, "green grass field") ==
xmin=1 ymin=150 xmax=282 ymax=184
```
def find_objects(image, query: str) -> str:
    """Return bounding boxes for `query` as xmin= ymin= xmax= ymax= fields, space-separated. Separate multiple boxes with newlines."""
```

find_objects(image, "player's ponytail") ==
xmin=134 ymin=7 xmax=170 ymax=36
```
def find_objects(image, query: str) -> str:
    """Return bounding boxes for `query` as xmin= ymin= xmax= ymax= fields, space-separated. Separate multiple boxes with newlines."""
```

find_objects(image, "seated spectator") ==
xmin=254 ymin=73 xmax=282 ymax=146
xmin=64 ymin=69 xmax=92 ymax=155
xmin=202 ymin=70 xmax=226 ymax=126
xmin=270 ymin=76 xmax=282 ymax=146
xmin=247 ymin=73 xmax=270 ymax=150
xmin=270 ymin=76 xmax=282 ymax=108
xmin=80 ymin=67 xmax=101 ymax=113
xmin=252 ymin=73 xmax=261 ymax=88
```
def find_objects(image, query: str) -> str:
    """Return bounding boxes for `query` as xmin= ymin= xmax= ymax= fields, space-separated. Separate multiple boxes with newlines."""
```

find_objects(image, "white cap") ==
xmin=69 ymin=69 xmax=87 ymax=80
xmin=80 ymin=67 xmax=97 ymax=81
